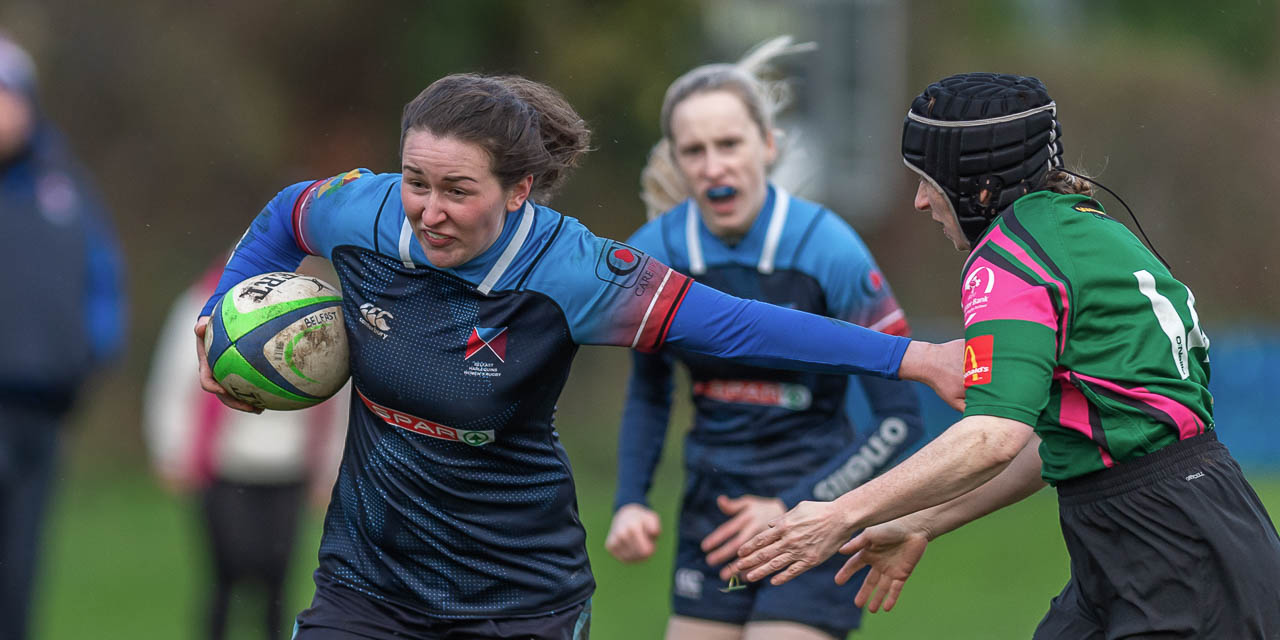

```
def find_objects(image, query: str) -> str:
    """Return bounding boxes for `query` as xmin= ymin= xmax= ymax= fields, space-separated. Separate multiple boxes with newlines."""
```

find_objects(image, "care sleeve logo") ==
xmin=595 ymin=240 xmax=648 ymax=288
xmin=963 ymin=334 xmax=994 ymax=386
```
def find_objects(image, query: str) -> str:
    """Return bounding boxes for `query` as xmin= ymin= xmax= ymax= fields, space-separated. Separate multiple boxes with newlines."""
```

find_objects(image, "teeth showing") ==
xmin=425 ymin=231 xmax=446 ymax=239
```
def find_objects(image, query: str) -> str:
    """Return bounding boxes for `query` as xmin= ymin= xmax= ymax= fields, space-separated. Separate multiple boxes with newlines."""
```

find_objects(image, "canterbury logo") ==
xmin=358 ymin=303 xmax=393 ymax=332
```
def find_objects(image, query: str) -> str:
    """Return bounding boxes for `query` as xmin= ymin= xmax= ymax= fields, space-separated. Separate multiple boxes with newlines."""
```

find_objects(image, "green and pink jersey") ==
xmin=960 ymin=191 xmax=1213 ymax=483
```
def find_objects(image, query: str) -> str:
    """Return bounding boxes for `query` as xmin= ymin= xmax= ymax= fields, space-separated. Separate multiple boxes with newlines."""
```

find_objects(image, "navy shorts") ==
xmin=292 ymin=572 xmax=591 ymax=640
xmin=670 ymin=471 xmax=865 ymax=638
xmin=1035 ymin=431 xmax=1280 ymax=639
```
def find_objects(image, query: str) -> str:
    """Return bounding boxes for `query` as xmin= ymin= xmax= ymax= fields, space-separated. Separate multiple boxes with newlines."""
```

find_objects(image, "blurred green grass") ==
xmin=30 ymin=458 xmax=1280 ymax=640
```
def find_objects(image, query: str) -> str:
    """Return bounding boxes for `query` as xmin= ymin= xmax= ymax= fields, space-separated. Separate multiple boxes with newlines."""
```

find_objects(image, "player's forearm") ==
xmin=829 ymin=415 xmax=1034 ymax=535
xmin=898 ymin=435 xmax=1046 ymax=541
xmin=199 ymin=183 xmax=312 ymax=317
xmin=665 ymin=282 xmax=910 ymax=379
xmin=613 ymin=351 xmax=674 ymax=510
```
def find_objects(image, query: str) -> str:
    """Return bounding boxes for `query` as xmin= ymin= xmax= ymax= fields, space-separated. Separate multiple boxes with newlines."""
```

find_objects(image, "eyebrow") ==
xmin=399 ymin=165 xmax=478 ymax=184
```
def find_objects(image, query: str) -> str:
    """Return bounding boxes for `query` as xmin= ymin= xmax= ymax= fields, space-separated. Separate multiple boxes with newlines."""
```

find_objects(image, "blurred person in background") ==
xmin=192 ymin=72 xmax=963 ymax=639
xmin=734 ymin=73 xmax=1280 ymax=638
xmin=604 ymin=37 xmax=922 ymax=640
xmin=145 ymin=256 xmax=346 ymax=640
xmin=0 ymin=31 xmax=127 ymax=640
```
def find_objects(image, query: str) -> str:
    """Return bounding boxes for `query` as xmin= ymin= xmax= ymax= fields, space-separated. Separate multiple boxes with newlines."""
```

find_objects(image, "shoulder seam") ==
xmin=514 ymin=212 xmax=566 ymax=290
xmin=371 ymin=182 xmax=396 ymax=255
xmin=792 ymin=207 xmax=831 ymax=261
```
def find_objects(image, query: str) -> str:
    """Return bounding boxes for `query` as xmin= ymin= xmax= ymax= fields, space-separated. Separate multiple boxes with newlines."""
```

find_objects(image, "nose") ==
xmin=703 ymin=149 xmax=727 ymax=180
xmin=418 ymin=192 xmax=447 ymax=226
xmin=913 ymin=181 xmax=931 ymax=211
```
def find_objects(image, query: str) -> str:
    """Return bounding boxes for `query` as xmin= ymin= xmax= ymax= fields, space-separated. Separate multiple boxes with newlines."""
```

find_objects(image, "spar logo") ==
xmin=964 ymin=335 xmax=994 ymax=386
xmin=692 ymin=380 xmax=812 ymax=410
xmin=357 ymin=389 xmax=494 ymax=446
xmin=595 ymin=240 xmax=646 ymax=288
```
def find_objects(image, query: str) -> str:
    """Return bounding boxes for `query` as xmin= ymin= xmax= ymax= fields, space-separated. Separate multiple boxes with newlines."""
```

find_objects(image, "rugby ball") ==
xmin=204 ymin=271 xmax=349 ymax=410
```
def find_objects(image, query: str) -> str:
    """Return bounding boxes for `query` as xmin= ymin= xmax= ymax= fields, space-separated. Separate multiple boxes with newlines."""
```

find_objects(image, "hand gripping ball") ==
xmin=204 ymin=271 xmax=349 ymax=410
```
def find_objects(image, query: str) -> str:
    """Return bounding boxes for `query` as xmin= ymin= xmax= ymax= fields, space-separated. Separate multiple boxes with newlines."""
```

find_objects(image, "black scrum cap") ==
xmin=901 ymin=73 xmax=1063 ymax=245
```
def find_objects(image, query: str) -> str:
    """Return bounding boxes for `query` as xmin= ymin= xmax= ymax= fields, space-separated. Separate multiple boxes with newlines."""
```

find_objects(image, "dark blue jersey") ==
xmin=205 ymin=170 xmax=915 ymax=621
xmin=615 ymin=186 xmax=923 ymax=509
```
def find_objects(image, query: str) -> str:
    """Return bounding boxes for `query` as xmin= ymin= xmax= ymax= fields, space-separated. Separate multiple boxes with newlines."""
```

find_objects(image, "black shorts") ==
xmin=292 ymin=572 xmax=591 ymax=640
xmin=1035 ymin=431 xmax=1280 ymax=639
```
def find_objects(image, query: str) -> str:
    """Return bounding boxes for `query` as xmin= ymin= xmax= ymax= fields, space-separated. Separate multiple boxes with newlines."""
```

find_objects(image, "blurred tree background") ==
xmin=2 ymin=1 xmax=1278 ymax=638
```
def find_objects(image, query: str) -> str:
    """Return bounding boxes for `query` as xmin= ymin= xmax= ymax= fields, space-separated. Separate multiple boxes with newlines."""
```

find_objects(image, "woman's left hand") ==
xmin=730 ymin=499 xmax=855 ymax=586
xmin=702 ymin=494 xmax=785 ymax=577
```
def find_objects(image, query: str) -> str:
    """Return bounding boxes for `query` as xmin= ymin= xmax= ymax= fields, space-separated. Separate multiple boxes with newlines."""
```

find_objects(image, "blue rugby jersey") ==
xmin=615 ymin=186 xmax=923 ymax=511
xmin=203 ymin=170 xmax=913 ymax=620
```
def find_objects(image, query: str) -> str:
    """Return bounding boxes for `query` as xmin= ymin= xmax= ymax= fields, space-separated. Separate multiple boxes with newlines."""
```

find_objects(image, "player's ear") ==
xmin=505 ymin=175 xmax=534 ymax=211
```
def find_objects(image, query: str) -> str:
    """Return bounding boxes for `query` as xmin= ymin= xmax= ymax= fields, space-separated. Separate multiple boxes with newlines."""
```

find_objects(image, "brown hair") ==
xmin=400 ymin=73 xmax=592 ymax=203
xmin=1040 ymin=168 xmax=1095 ymax=197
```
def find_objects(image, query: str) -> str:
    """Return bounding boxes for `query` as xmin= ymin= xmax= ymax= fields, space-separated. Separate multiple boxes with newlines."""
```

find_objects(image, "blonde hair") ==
xmin=640 ymin=36 xmax=816 ymax=219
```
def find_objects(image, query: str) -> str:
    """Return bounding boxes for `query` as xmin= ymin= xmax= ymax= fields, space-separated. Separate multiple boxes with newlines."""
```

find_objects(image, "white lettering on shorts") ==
xmin=674 ymin=568 xmax=703 ymax=600
xmin=813 ymin=417 xmax=909 ymax=500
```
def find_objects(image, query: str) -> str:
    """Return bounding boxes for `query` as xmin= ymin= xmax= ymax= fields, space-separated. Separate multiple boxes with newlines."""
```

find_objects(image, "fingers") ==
xmin=735 ymin=520 xmax=781 ymax=559
xmin=742 ymin=548 xmax=796 ymax=583
xmin=194 ymin=317 xmax=263 ymax=413
xmin=218 ymin=394 xmax=263 ymax=413
xmin=834 ymin=552 xmax=867 ymax=585
xmin=706 ymin=528 xmax=752 ymax=569
xmin=605 ymin=510 xmax=659 ymax=563
xmin=716 ymin=494 xmax=745 ymax=516
xmin=700 ymin=513 xmax=744 ymax=556
xmin=851 ymin=565 xmax=906 ymax=613
xmin=605 ymin=528 xmax=651 ymax=563
xmin=767 ymin=556 xmax=814 ymax=586
xmin=643 ymin=515 xmax=661 ymax=537
xmin=867 ymin=572 xmax=889 ymax=612
xmin=853 ymin=568 xmax=876 ymax=608
xmin=881 ymin=581 xmax=905 ymax=612
xmin=838 ymin=534 xmax=867 ymax=556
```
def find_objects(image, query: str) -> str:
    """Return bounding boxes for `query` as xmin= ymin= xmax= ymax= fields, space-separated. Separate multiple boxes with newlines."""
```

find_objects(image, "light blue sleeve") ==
xmin=197 ymin=169 xmax=392 ymax=318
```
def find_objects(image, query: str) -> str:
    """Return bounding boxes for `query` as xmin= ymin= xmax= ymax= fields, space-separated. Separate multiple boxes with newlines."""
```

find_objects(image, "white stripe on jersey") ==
xmin=631 ymin=268 xmax=675 ymax=349
xmin=398 ymin=218 xmax=416 ymax=269
xmin=684 ymin=189 xmax=791 ymax=275
xmin=477 ymin=202 xmax=534 ymax=296
xmin=685 ymin=201 xmax=705 ymax=275
xmin=757 ymin=188 xmax=790 ymax=274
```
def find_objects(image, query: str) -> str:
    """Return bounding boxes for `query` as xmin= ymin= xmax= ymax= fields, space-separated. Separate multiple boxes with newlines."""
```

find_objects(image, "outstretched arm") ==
xmin=731 ymin=414 xmax=1034 ymax=585
xmin=835 ymin=436 xmax=1045 ymax=612
xmin=664 ymin=283 xmax=964 ymax=410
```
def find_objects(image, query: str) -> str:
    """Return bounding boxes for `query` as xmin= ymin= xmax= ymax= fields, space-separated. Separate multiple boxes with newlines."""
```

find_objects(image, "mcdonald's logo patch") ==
xmin=964 ymin=335 xmax=993 ymax=386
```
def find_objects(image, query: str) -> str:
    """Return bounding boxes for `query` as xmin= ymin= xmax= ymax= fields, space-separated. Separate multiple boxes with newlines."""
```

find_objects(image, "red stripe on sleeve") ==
xmin=292 ymin=180 xmax=325 ymax=255
xmin=634 ymin=267 xmax=691 ymax=353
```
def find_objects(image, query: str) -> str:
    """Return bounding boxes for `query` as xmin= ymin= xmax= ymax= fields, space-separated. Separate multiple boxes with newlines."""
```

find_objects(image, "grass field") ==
xmin=28 ymin=457 xmax=1280 ymax=640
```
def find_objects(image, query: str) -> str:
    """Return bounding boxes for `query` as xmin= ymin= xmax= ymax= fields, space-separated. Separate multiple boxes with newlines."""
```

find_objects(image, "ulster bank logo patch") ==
xmin=964 ymin=335 xmax=994 ymax=386
xmin=595 ymin=241 xmax=646 ymax=288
